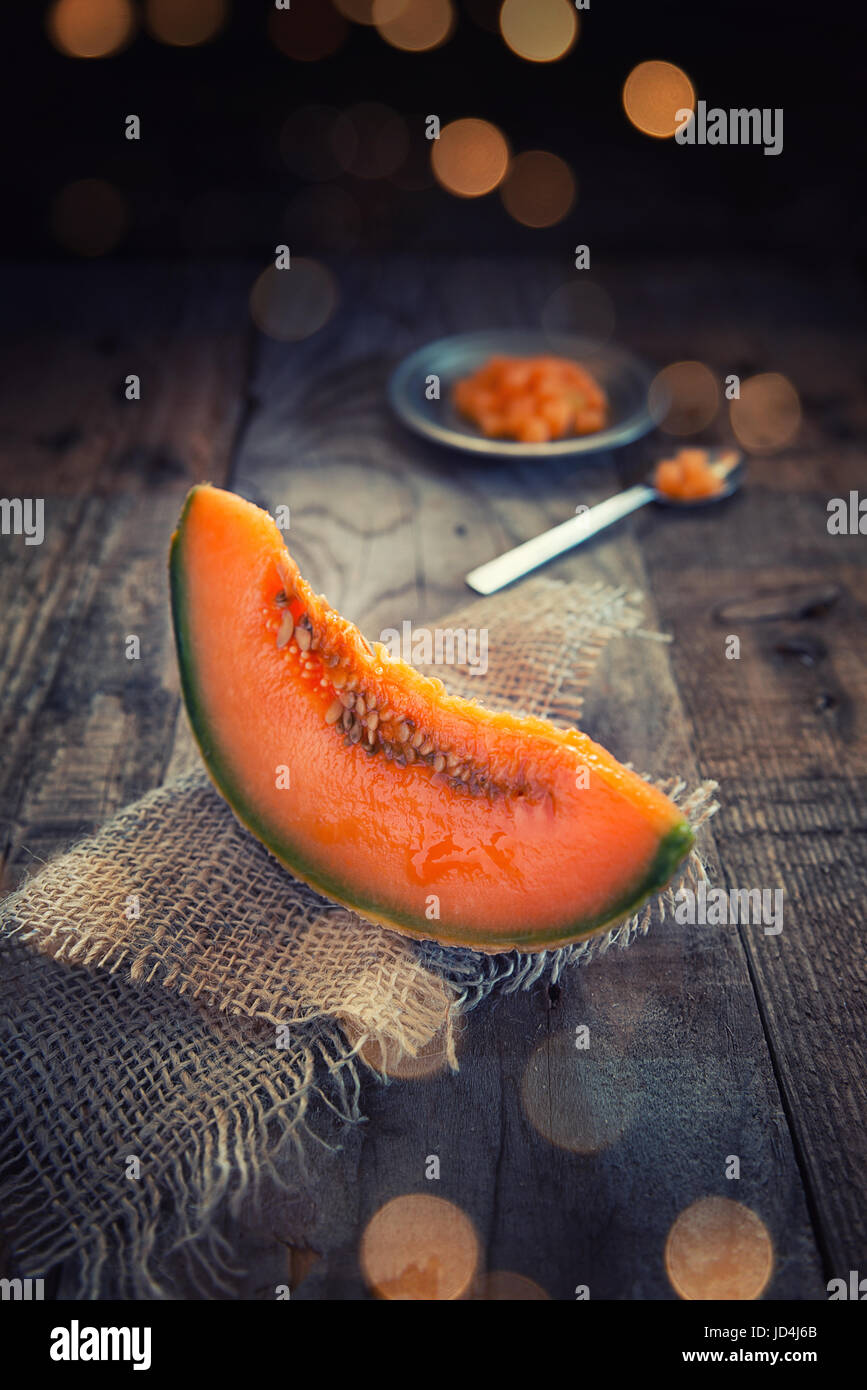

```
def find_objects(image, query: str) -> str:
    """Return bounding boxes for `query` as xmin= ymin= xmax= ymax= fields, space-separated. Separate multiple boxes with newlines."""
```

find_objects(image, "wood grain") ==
xmin=1 ymin=256 xmax=862 ymax=1298
xmin=230 ymin=257 xmax=852 ymax=1298
xmin=0 ymin=264 xmax=251 ymax=892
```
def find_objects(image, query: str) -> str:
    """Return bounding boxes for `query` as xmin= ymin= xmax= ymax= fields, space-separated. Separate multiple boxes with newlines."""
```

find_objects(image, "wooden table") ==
xmin=1 ymin=256 xmax=863 ymax=1300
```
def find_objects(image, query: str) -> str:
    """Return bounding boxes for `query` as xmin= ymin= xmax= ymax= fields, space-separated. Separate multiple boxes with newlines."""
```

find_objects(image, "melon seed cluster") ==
xmin=272 ymin=586 xmax=516 ymax=798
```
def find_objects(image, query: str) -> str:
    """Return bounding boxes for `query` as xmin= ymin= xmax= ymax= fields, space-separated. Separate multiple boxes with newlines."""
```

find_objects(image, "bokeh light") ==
xmin=50 ymin=178 xmax=128 ymax=256
xmin=46 ymin=0 xmax=136 ymax=59
xmin=730 ymin=373 xmax=801 ymax=453
xmin=268 ymin=0 xmax=348 ymax=62
xmin=499 ymin=0 xmax=578 ymax=63
xmin=665 ymin=1197 xmax=774 ymax=1300
xmin=285 ymin=185 xmax=362 ymax=253
xmin=500 ymin=150 xmax=576 ymax=227
xmin=342 ymin=1016 xmax=453 ymax=1079
xmin=375 ymin=0 xmax=454 ymax=51
xmin=648 ymin=361 xmax=720 ymax=434
xmin=249 ymin=259 xmax=339 ymax=342
xmin=474 ymin=1271 xmax=550 ymax=1299
xmin=334 ymin=0 xmax=378 ymax=22
xmin=283 ymin=1241 xmax=320 ymax=1294
xmin=540 ymin=281 xmax=616 ymax=345
xmin=520 ymin=1031 xmax=634 ymax=1153
xmin=339 ymin=103 xmax=410 ymax=179
xmin=280 ymin=105 xmax=356 ymax=181
xmin=623 ymin=60 xmax=695 ymax=138
xmin=431 ymin=119 xmax=510 ymax=199
xmin=360 ymin=1195 xmax=479 ymax=1299
xmin=144 ymin=0 xmax=227 ymax=47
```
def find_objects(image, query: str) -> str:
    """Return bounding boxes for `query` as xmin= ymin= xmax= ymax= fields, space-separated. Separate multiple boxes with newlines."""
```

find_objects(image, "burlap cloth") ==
xmin=0 ymin=578 xmax=717 ymax=1297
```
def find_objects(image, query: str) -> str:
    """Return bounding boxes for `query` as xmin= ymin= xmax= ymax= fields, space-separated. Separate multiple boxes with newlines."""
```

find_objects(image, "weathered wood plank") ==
xmin=641 ymin=555 xmax=866 ymax=1282
xmin=0 ymin=264 xmax=252 ymax=892
xmin=2 ymin=256 xmax=860 ymax=1297
xmin=609 ymin=262 xmax=867 ymax=1277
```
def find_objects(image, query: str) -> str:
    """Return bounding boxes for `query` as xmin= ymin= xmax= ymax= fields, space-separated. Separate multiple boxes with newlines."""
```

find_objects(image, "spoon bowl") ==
xmin=651 ymin=448 xmax=745 ymax=508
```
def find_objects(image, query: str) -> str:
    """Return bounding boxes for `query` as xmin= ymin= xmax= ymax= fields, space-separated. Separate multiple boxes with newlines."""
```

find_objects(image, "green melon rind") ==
xmin=170 ymin=488 xmax=695 ymax=952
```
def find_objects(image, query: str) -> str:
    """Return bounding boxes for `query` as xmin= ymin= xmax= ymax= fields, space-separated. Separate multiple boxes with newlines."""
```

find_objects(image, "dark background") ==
xmin=4 ymin=0 xmax=864 ymax=262
xmin=1 ymin=0 xmax=865 ymax=1309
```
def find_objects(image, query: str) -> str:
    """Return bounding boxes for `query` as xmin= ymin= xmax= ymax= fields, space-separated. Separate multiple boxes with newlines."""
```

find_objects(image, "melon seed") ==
xmin=273 ymin=618 xmax=498 ymax=787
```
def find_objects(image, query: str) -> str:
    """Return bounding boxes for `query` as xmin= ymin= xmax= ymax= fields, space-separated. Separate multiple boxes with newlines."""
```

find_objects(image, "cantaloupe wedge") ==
xmin=170 ymin=485 xmax=693 ymax=952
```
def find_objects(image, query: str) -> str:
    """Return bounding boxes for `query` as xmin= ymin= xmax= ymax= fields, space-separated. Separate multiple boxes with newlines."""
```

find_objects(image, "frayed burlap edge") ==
xmin=0 ymin=576 xmax=719 ymax=1296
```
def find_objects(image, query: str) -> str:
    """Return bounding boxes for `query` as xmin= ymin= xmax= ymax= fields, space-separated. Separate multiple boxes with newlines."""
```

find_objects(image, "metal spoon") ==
xmin=465 ymin=449 xmax=744 ymax=596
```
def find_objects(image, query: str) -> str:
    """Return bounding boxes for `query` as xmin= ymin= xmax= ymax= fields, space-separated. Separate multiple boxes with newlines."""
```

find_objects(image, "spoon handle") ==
xmin=465 ymin=484 xmax=656 ymax=595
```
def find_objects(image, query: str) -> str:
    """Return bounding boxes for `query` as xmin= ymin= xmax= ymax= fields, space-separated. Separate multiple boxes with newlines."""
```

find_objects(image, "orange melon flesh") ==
xmin=170 ymin=485 xmax=693 ymax=952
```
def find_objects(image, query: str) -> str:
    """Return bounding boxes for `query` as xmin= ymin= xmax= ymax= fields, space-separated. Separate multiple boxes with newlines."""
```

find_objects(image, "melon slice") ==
xmin=170 ymin=484 xmax=693 ymax=952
